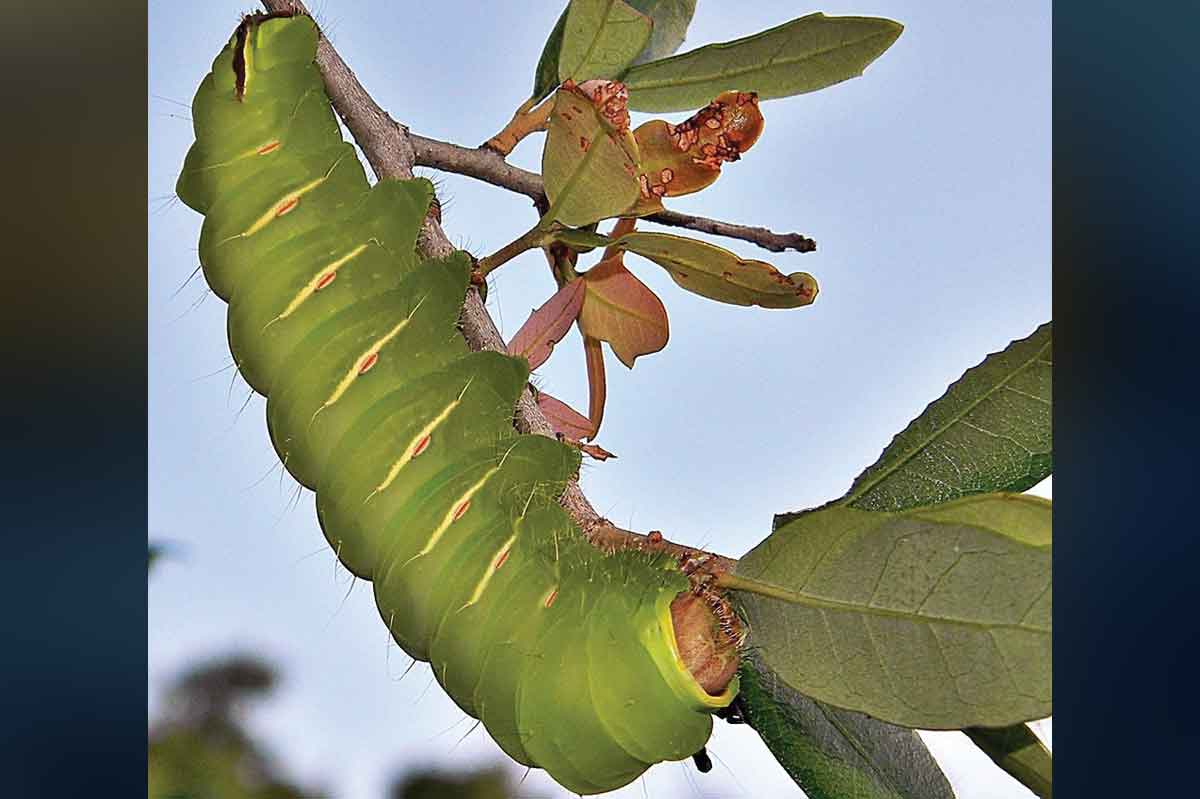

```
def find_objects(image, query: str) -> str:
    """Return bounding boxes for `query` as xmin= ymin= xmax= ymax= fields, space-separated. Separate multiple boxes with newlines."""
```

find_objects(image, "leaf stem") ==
xmin=603 ymin=216 xmax=637 ymax=259
xmin=483 ymin=95 xmax=554 ymax=156
xmin=476 ymin=225 xmax=546 ymax=278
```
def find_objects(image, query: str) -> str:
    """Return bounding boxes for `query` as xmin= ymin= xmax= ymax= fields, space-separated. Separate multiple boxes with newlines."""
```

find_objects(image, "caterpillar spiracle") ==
xmin=175 ymin=12 xmax=739 ymax=795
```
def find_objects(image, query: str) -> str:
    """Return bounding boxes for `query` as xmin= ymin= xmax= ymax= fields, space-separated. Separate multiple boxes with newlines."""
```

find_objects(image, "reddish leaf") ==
xmin=536 ymin=391 xmax=595 ymax=440
xmin=579 ymin=255 xmax=670 ymax=368
xmin=506 ymin=278 xmax=586 ymax=370
xmin=628 ymin=90 xmax=765 ymax=215
xmin=579 ymin=442 xmax=617 ymax=461
xmin=584 ymin=334 xmax=607 ymax=438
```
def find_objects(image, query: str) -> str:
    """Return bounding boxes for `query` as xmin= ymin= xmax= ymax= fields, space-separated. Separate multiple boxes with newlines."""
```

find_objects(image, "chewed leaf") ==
xmin=506 ymin=278 xmax=586 ymax=370
xmin=579 ymin=442 xmax=617 ymax=461
xmin=579 ymin=254 xmax=670 ymax=368
xmin=537 ymin=390 xmax=596 ymax=440
xmin=623 ymin=12 xmax=904 ymax=112
xmin=559 ymin=0 xmax=653 ymax=82
xmin=630 ymin=91 xmax=764 ymax=214
xmin=542 ymin=80 xmax=642 ymax=228
xmin=617 ymin=231 xmax=817 ymax=308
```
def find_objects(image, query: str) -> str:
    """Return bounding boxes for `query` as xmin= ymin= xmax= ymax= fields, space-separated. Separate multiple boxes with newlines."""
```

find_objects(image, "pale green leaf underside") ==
xmin=559 ymin=0 xmax=653 ymax=82
xmin=626 ymin=0 xmax=697 ymax=64
xmin=738 ymin=651 xmax=956 ymax=799
xmin=733 ymin=495 xmax=1051 ymax=729
xmin=965 ymin=724 xmax=1052 ymax=798
xmin=623 ymin=12 xmax=903 ymax=112
xmin=541 ymin=88 xmax=641 ymax=228
xmin=844 ymin=322 xmax=1052 ymax=513
xmin=616 ymin=231 xmax=817 ymax=308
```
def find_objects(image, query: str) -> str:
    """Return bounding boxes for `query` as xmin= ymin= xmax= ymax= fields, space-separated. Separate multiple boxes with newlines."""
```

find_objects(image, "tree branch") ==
xmin=411 ymin=133 xmax=817 ymax=254
xmin=261 ymin=0 xmax=734 ymax=573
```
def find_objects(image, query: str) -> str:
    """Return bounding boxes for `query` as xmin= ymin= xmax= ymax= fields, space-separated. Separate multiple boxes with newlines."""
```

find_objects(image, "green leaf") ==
xmin=623 ymin=12 xmax=903 ymax=112
xmin=843 ymin=323 xmax=1052 ymax=513
xmin=616 ymin=231 xmax=817 ymax=307
xmin=730 ymin=493 xmax=1052 ymax=729
xmin=541 ymin=84 xmax=641 ymax=227
xmin=559 ymin=0 xmax=653 ymax=82
xmin=531 ymin=6 xmax=570 ymax=102
xmin=965 ymin=724 xmax=1052 ymax=798
xmin=737 ymin=651 xmax=957 ymax=799
xmin=626 ymin=0 xmax=697 ymax=64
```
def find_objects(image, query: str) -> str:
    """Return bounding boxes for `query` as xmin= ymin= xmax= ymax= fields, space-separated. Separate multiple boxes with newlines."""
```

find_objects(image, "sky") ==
xmin=148 ymin=2 xmax=1051 ymax=797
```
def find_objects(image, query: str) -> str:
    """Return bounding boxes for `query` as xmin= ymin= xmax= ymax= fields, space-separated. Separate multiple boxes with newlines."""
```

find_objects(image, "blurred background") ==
xmin=149 ymin=1 xmax=1050 ymax=796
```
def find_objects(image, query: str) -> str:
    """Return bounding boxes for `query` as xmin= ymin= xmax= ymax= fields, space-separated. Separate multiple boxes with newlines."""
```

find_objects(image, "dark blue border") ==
xmin=1055 ymin=2 xmax=1200 ymax=796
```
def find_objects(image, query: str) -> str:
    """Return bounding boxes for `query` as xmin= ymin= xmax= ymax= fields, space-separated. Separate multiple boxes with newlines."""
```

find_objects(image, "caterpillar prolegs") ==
xmin=176 ymin=13 xmax=738 ymax=794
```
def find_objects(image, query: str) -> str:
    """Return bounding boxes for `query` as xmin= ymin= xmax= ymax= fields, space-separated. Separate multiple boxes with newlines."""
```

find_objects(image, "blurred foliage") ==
xmin=149 ymin=652 xmax=527 ymax=799
xmin=388 ymin=767 xmax=521 ymax=799
xmin=148 ymin=654 xmax=318 ymax=799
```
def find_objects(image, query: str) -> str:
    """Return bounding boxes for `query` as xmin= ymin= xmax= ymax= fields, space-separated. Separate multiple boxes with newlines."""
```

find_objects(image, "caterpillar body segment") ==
xmin=177 ymin=12 xmax=736 ymax=795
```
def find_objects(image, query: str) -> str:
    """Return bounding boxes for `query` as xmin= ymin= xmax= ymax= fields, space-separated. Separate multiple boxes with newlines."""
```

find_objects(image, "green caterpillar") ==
xmin=176 ymin=12 xmax=737 ymax=795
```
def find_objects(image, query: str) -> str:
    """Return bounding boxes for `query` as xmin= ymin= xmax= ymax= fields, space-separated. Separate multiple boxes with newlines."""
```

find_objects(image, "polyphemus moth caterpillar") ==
xmin=175 ymin=12 xmax=738 ymax=795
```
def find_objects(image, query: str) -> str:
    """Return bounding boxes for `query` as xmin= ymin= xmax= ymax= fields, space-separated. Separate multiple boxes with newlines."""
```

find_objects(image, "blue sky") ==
xmin=149 ymin=2 xmax=1051 ymax=796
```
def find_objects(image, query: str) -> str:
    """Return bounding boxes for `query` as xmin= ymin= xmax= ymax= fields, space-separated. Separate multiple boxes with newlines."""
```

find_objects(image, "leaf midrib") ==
xmin=584 ymin=278 xmax=665 ymax=327
xmin=845 ymin=336 xmax=1051 ymax=505
xmin=726 ymin=572 xmax=1049 ymax=635
xmin=544 ymin=112 xmax=624 ymax=225
xmin=624 ymin=26 xmax=897 ymax=92
xmin=816 ymin=703 xmax=908 ymax=799
xmin=564 ymin=0 xmax=647 ymax=79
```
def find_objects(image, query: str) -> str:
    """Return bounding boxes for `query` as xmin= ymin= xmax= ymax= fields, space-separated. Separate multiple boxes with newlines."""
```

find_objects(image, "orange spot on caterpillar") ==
xmin=257 ymin=141 xmax=281 ymax=155
xmin=494 ymin=548 xmax=510 ymax=570
xmin=315 ymin=271 xmax=337 ymax=291
xmin=275 ymin=197 xmax=299 ymax=217
xmin=358 ymin=352 xmax=379 ymax=374
xmin=411 ymin=434 xmax=431 ymax=458
xmin=452 ymin=499 xmax=471 ymax=521
xmin=544 ymin=588 xmax=558 ymax=608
